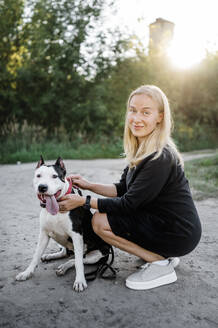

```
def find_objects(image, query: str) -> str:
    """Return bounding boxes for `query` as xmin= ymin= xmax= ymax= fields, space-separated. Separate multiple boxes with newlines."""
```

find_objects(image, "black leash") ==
xmin=84 ymin=246 xmax=116 ymax=281
xmin=73 ymin=186 xmax=117 ymax=281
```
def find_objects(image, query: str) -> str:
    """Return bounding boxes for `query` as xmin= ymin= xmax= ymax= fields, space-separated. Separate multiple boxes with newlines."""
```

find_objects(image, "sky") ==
xmin=106 ymin=0 xmax=218 ymax=68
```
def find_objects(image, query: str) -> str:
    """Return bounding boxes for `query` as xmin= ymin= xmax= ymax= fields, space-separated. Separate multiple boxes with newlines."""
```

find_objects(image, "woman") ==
xmin=58 ymin=85 xmax=202 ymax=290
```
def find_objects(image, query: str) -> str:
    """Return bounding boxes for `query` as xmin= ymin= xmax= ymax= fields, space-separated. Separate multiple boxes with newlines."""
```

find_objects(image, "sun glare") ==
xmin=167 ymin=27 xmax=206 ymax=69
xmin=167 ymin=41 xmax=205 ymax=69
xmin=114 ymin=0 xmax=218 ymax=69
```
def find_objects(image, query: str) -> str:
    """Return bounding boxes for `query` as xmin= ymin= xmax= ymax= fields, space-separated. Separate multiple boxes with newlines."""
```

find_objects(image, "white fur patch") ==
xmin=33 ymin=166 xmax=67 ymax=197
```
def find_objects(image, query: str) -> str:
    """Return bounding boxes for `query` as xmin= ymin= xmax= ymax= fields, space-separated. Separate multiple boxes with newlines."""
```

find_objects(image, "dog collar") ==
xmin=38 ymin=177 xmax=73 ymax=208
xmin=66 ymin=177 xmax=73 ymax=195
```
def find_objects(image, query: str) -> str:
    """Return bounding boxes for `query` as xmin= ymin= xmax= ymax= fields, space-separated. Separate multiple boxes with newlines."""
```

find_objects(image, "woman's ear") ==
xmin=157 ymin=112 xmax=164 ymax=123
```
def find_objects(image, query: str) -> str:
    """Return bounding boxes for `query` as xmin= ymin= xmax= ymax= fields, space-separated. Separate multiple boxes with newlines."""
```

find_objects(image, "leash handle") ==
xmin=85 ymin=247 xmax=116 ymax=281
xmin=70 ymin=186 xmax=116 ymax=281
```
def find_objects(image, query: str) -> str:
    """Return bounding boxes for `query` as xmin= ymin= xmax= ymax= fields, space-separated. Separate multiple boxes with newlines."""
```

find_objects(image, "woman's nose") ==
xmin=133 ymin=113 xmax=142 ymax=122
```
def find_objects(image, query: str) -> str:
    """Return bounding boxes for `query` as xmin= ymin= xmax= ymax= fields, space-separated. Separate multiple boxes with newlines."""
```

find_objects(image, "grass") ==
xmin=0 ymin=137 xmax=124 ymax=164
xmin=0 ymin=129 xmax=217 ymax=164
xmin=184 ymin=154 xmax=218 ymax=200
xmin=1 ymin=134 xmax=217 ymax=200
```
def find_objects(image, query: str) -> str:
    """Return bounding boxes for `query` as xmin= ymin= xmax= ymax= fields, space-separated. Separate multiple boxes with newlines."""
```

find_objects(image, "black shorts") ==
xmin=107 ymin=211 xmax=201 ymax=258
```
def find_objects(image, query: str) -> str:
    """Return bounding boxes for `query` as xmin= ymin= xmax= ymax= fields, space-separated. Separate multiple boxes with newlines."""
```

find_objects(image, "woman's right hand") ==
xmin=68 ymin=174 xmax=92 ymax=191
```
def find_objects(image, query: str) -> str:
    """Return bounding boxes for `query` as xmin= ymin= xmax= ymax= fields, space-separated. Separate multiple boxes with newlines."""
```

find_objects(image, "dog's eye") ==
xmin=52 ymin=174 xmax=58 ymax=179
xmin=36 ymin=174 xmax=41 ymax=178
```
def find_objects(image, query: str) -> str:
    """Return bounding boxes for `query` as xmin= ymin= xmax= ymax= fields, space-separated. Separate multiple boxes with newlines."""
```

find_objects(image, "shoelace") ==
xmin=139 ymin=259 xmax=172 ymax=270
xmin=140 ymin=263 xmax=151 ymax=270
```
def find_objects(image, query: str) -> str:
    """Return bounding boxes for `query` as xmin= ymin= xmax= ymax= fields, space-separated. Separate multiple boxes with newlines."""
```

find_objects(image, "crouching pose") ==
xmin=58 ymin=85 xmax=202 ymax=290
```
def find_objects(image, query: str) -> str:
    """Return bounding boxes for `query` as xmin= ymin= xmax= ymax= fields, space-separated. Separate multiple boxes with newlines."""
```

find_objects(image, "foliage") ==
xmin=0 ymin=1 xmax=217 ymax=154
xmin=0 ymin=0 xmax=126 ymax=137
xmin=173 ymin=121 xmax=217 ymax=151
xmin=0 ymin=133 xmax=123 ymax=163
xmin=185 ymin=153 xmax=218 ymax=200
xmin=0 ymin=0 xmax=25 ymax=134
xmin=100 ymin=50 xmax=218 ymax=144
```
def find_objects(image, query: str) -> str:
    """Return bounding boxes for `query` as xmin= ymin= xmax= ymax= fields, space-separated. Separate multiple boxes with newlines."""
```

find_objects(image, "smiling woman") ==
xmin=127 ymin=94 xmax=163 ymax=145
xmin=58 ymin=84 xmax=202 ymax=291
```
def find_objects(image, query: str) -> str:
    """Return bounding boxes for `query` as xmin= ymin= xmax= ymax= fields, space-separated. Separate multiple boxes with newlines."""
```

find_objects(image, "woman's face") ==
xmin=127 ymin=94 xmax=163 ymax=144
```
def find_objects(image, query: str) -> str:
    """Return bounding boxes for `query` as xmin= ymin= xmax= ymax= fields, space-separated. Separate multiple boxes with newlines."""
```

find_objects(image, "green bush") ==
xmin=173 ymin=122 xmax=217 ymax=152
xmin=0 ymin=134 xmax=123 ymax=164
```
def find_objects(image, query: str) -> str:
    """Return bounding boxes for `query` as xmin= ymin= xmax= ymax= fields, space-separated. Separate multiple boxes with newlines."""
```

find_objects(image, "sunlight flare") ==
xmin=167 ymin=27 xmax=206 ymax=69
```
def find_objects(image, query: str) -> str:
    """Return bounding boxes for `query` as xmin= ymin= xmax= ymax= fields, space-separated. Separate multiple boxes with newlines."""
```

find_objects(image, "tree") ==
xmin=0 ymin=0 xmax=126 ymax=137
xmin=0 ymin=0 xmax=25 ymax=134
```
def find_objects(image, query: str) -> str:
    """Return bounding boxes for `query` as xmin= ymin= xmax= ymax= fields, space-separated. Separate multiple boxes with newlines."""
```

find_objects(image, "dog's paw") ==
xmin=41 ymin=254 xmax=52 ymax=262
xmin=16 ymin=270 xmax=33 ymax=281
xmin=83 ymin=250 xmax=103 ymax=264
xmin=73 ymin=279 xmax=87 ymax=292
xmin=56 ymin=264 xmax=68 ymax=276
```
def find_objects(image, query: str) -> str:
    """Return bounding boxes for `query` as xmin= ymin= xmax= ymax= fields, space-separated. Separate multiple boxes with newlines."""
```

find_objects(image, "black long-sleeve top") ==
xmin=97 ymin=147 xmax=200 ymax=232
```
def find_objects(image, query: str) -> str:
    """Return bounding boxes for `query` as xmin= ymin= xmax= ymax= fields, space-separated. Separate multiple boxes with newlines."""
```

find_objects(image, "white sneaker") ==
xmin=126 ymin=261 xmax=177 ymax=290
xmin=169 ymin=257 xmax=180 ymax=268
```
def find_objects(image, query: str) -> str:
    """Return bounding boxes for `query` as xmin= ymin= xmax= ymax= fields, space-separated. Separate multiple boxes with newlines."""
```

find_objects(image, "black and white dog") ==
xmin=16 ymin=156 xmax=110 ymax=292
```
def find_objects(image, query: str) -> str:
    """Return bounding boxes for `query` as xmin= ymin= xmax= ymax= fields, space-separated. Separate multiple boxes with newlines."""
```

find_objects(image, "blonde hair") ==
xmin=124 ymin=85 xmax=183 ymax=167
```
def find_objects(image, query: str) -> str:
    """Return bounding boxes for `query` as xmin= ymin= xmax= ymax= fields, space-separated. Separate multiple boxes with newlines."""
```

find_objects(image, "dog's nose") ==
xmin=38 ymin=184 xmax=48 ymax=193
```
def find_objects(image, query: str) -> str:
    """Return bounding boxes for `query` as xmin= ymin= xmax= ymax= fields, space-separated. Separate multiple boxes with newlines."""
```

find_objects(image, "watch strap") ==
xmin=83 ymin=195 xmax=91 ymax=210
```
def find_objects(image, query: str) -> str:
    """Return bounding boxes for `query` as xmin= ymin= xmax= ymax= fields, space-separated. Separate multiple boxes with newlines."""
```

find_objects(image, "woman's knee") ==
xmin=92 ymin=212 xmax=108 ymax=236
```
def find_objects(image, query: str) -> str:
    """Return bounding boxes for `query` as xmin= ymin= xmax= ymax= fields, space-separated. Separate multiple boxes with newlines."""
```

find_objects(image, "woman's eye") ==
xmin=52 ymin=174 xmax=58 ymax=179
xmin=36 ymin=174 xmax=41 ymax=178
xmin=129 ymin=108 xmax=136 ymax=113
xmin=143 ymin=111 xmax=149 ymax=115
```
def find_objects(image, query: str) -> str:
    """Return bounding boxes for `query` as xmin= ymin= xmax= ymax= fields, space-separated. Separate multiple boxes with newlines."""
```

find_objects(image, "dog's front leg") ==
xmin=71 ymin=231 xmax=87 ymax=292
xmin=16 ymin=230 xmax=49 ymax=281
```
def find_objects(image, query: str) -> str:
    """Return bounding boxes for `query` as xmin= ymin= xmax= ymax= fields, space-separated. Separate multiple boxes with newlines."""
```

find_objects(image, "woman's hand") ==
xmin=68 ymin=174 xmax=92 ymax=191
xmin=58 ymin=194 xmax=85 ymax=213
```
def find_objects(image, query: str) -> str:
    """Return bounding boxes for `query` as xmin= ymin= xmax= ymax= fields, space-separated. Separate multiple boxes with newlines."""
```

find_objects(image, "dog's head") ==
xmin=34 ymin=155 xmax=67 ymax=195
xmin=33 ymin=156 xmax=67 ymax=215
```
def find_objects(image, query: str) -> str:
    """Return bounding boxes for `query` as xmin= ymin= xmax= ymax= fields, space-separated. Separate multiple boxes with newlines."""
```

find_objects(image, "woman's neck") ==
xmin=137 ymin=136 xmax=147 ymax=146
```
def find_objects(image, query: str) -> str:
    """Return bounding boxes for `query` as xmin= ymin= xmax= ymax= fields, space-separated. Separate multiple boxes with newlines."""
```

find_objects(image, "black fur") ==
xmin=53 ymin=164 xmax=66 ymax=183
xmin=53 ymin=157 xmax=66 ymax=182
xmin=69 ymin=188 xmax=110 ymax=256
xmin=40 ymin=164 xmax=66 ymax=183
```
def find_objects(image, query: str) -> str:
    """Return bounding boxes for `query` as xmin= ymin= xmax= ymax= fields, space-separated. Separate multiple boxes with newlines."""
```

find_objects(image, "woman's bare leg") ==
xmin=92 ymin=212 xmax=165 ymax=263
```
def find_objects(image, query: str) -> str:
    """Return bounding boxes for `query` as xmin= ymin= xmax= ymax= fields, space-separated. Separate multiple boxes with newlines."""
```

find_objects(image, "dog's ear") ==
xmin=36 ymin=155 xmax=45 ymax=169
xmin=55 ymin=157 xmax=66 ymax=182
xmin=55 ymin=157 xmax=65 ymax=170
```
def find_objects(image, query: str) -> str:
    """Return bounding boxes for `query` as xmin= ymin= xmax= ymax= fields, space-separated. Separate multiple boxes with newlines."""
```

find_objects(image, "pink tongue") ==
xmin=45 ymin=195 xmax=59 ymax=215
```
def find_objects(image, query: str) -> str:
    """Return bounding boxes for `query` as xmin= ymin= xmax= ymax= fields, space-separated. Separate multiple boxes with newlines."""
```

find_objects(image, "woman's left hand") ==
xmin=58 ymin=194 xmax=85 ymax=213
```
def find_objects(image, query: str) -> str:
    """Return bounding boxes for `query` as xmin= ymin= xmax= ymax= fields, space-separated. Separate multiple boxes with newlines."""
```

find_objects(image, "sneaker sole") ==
xmin=125 ymin=271 xmax=177 ymax=290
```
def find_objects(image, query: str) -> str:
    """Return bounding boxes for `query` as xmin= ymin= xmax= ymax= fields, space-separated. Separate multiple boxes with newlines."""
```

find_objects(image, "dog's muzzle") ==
xmin=37 ymin=178 xmax=72 ymax=215
xmin=38 ymin=184 xmax=48 ymax=193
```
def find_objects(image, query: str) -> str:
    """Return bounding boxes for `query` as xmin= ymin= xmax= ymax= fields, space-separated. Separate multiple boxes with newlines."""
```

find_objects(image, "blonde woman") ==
xmin=59 ymin=85 xmax=202 ymax=290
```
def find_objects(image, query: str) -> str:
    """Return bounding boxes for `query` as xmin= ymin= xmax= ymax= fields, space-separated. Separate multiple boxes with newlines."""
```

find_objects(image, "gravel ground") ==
xmin=0 ymin=151 xmax=218 ymax=328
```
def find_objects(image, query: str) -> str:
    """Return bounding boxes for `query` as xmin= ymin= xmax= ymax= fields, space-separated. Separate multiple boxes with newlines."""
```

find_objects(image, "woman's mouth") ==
xmin=133 ymin=125 xmax=144 ymax=130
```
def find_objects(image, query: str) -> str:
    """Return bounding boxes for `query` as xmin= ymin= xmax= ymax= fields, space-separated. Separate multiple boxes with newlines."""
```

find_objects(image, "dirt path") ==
xmin=0 ymin=150 xmax=218 ymax=328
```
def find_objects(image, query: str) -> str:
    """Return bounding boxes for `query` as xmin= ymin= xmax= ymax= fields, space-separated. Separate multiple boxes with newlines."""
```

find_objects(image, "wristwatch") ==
xmin=83 ymin=195 xmax=91 ymax=210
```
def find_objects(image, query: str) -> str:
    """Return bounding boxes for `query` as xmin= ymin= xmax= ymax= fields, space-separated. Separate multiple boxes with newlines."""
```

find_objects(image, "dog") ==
xmin=16 ymin=156 xmax=110 ymax=292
